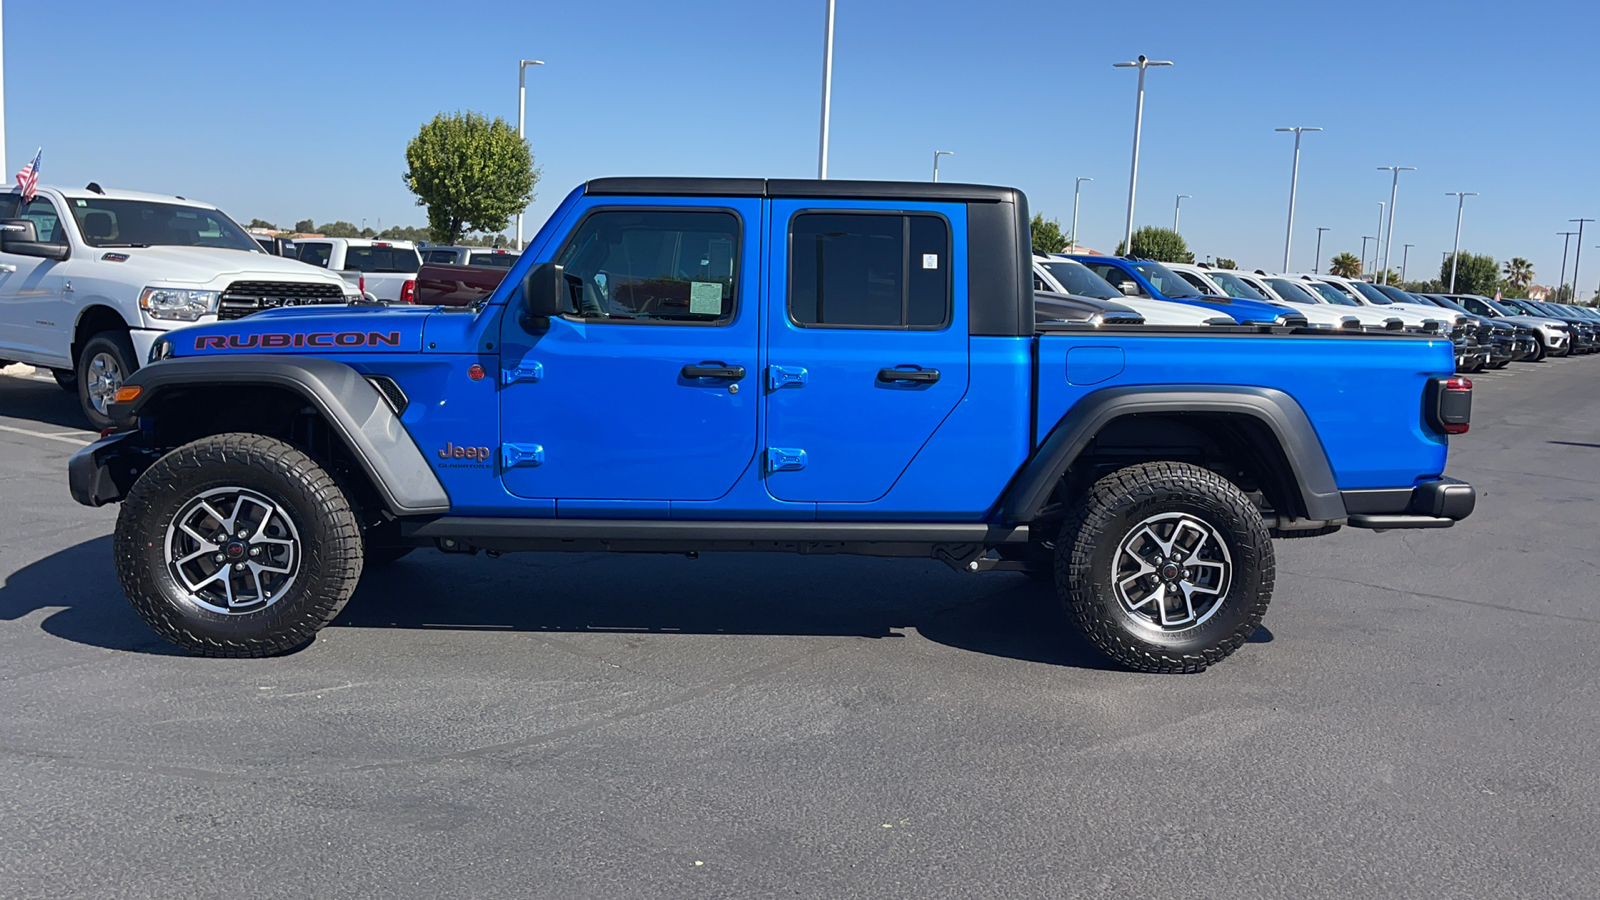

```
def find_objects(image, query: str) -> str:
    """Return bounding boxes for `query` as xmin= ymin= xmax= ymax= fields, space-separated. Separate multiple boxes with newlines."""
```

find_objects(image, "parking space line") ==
xmin=0 ymin=424 xmax=92 ymax=446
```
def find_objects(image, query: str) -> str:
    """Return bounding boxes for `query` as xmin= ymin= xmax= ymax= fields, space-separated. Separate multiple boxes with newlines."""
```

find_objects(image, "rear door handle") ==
xmin=682 ymin=363 xmax=746 ymax=380
xmin=877 ymin=367 xmax=940 ymax=384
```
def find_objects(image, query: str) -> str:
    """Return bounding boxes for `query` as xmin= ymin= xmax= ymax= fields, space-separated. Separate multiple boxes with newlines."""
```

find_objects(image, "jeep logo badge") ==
xmin=439 ymin=442 xmax=491 ymax=462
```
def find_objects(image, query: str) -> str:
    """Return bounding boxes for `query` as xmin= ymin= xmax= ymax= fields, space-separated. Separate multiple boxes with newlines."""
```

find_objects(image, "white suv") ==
xmin=1165 ymin=263 xmax=1357 ymax=330
xmin=0 ymin=184 xmax=356 ymax=427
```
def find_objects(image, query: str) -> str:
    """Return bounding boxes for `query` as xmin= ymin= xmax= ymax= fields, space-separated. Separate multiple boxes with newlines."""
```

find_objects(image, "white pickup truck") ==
xmin=0 ymin=184 xmax=357 ymax=427
xmin=292 ymin=238 xmax=422 ymax=304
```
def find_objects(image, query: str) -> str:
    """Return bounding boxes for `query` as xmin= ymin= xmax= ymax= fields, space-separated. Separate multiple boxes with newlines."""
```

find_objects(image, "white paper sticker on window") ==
xmin=922 ymin=254 xmax=938 ymax=269
xmin=689 ymin=281 xmax=724 ymax=315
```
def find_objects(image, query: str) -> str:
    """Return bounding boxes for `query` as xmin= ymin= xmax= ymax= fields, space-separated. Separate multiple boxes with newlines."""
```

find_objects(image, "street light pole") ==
xmin=1361 ymin=236 xmax=1375 ymax=276
xmin=1377 ymin=166 xmax=1415 ymax=283
xmin=1558 ymin=231 xmax=1577 ymax=299
xmin=1573 ymin=218 xmax=1594 ymax=306
xmin=1444 ymin=191 xmax=1477 ymax=293
xmin=0 ymin=0 xmax=7 ymax=176
xmin=817 ymin=0 xmax=836 ymax=180
xmin=1313 ymin=227 xmax=1329 ymax=274
xmin=1401 ymin=243 xmax=1414 ymax=283
xmin=1275 ymin=126 xmax=1321 ymax=272
xmin=1113 ymin=55 xmax=1173 ymax=254
xmin=931 ymin=150 xmax=953 ymax=183
xmin=1173 ymin=194 xmax=1190 ymax=232
xmin=515 ymin=59 xmax=545 ymax=250
xmin=1071 ymin=176 xmax=1092 ymax=252
xmin=1372 ymin=201 xmax=1384 ymax=277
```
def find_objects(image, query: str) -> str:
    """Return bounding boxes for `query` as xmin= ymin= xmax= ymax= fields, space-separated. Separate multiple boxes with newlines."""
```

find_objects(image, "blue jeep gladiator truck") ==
xmin=68 ymin=178 xmax=1476 ymax=672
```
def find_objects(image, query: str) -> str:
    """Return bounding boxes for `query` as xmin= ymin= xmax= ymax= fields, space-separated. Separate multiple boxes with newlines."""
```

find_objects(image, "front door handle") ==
xmin=682 ymin=362 xmax=746 ymax=381
xmin=877 ymin=367 xmax=940 ymax=384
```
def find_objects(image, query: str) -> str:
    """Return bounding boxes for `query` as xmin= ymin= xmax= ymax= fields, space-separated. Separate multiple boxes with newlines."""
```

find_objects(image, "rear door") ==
xmin=763 ymin=200 xmax=969 ymax=503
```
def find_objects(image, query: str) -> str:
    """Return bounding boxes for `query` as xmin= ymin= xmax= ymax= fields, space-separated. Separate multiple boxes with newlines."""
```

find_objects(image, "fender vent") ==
xmin=365 ymin=375 xmax=408 ymax=415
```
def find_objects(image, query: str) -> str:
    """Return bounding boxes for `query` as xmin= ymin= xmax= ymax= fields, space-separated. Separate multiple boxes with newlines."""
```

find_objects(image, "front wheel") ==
xmin=113 ymin=433 xmax=364 ymax=657
xmin=1056 ymin=461 xmax=1275 ymax=673
xmin=52 ymin=368 xmax=77 ymax=390
xmin=76 ymin=331 xmax=138 ymax=430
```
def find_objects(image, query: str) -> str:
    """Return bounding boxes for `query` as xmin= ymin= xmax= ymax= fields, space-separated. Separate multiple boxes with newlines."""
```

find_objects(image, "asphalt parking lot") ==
xmin=2 ymin=357 xmax=1598 ymax=899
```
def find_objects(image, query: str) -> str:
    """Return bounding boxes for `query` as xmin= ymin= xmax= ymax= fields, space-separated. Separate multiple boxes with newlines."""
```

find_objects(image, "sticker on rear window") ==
xmin=922 ymin=254 xmax=938 ymax=269
xmin=689 ymin=281 xmax=723 ymax=315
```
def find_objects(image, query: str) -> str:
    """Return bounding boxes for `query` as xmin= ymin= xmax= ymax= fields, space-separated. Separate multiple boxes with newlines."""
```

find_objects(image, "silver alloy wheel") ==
xmin=164 ymin=487 xmax=301 ymax=615
xmin=85 ymin=351 xmax=124 ymax=415
xmin=1111 ymin=511 xmax=1233 ymax=632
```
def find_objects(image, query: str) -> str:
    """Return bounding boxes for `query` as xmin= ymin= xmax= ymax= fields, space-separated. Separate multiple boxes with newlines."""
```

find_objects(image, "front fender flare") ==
xmin=111 ymin=355 xmax=450 ymax=516
xmin=999 ymin=385 xmax=1345 ymax=524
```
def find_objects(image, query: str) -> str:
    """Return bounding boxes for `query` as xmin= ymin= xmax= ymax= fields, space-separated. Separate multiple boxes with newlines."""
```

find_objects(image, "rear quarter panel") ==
xmin=1035 ymin=332 xmax=1454 ymax=490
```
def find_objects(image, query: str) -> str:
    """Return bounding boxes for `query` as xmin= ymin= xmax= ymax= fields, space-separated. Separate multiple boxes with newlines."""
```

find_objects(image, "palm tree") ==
xmin=1329 ymin=252 xmax=1362 ymax=278
xmin=1502 ymin=257 xmax=1534 ymax=291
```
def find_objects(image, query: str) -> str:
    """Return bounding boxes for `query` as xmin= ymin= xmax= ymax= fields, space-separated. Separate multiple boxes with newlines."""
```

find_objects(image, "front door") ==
xmin=498 ymin=199 xmax=761 ymax=503
xmin=763 ymin=200 xmax=970 ymax=503
xmin=0 ymin=195 xmax=70 ymax=366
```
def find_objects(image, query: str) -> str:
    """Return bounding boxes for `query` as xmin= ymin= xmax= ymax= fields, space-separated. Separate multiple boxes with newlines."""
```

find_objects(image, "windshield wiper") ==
xmin=96 ymin=243 xmax=150 ymax=248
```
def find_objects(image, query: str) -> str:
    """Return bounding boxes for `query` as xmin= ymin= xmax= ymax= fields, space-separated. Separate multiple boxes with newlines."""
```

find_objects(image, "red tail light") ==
xmin=400 ymin=279 xmax=415 ymax=304
xmin=359 ymin=275 xmax=366 ymax=296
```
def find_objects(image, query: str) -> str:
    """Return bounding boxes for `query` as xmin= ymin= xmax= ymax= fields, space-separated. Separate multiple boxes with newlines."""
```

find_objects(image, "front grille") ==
xmin=218 ymin=281 xmax=347 ymax=320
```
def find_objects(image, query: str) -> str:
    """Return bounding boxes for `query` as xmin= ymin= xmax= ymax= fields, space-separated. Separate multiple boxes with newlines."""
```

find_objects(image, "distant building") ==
xmin=1060 ymin=243 xmax=1103 ymax=255
xmin=1528 ymin=284 xmax=1550 ymax=301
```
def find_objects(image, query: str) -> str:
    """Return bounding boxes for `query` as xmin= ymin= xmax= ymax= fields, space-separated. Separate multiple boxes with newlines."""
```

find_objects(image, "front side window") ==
xmin=1130 ymin=262 xmax=1202 ymax=298
xmin=0 ymin=196 xmax=67 ymax=244
xmin=788 ymin=212 xmax=949 ymax=328
xmin=1041 ymin=260 xmax=1122 ymax=300
xmin=1305 ymin=281 xmax=1359 ymax=306
xmin=67 ymin=198 xmax=259 ymax=251
xmin=1175 ymin=271 xmax=1214 ymax=294
xmin=1209 ymin=272 xmax=1269 ymax=302
xmin=1349 ymin=281 xmax=1393 ymax=305
xmin=555 ymin=208 xmax=740 ymax=323
xmin=1265 ymin=278 xmax=1320 ymax=305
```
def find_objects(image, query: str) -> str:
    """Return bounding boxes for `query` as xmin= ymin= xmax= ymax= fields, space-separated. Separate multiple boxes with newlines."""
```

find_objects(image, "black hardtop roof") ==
xmin=584 ymin=177 xmax=1023 ymax=204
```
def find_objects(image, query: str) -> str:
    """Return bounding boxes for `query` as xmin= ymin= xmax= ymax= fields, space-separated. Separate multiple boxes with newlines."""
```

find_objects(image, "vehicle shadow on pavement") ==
xmin=1 ymin=539 xmax=1168 ymax=670
xmin=0 ymin=373 xmax=91 ymax=431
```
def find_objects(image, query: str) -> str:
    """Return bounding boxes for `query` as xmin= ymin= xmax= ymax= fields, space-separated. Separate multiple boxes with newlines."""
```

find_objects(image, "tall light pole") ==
xmin=1113 ymin=55 xmax=1173 ymax=254
xmin=1071 ymin=176 xmax=1092 ymax=252
xmin=1313 ymin=227 xmax=1330 ymax=274
xmin=1361 ymin=236 xmax=1375 ymax=276
xmin=1444 ymin=191 xmax=1477 ymax=293
xmin=1558 ymin=231 xmax=1577 ymax=298
xmin=817 ymin=0 xmax=836 ymax=179
xmin=1401 ymin=243 xmax=1414 ymax=283
xmin=931 ymin=150 xmax=954 ymax=182
xmin=1275 ymin=126 xmax=1321 ymax=272
xmin=1173 ymin=194 xmax=1190 ymax=232
xmin=1573 ymin=218 xmax=1594 ymax=306
xmin=1372 ymin=201 xmax=1384 ymax=277
xmin=0 ymin=0 xmax=7 ymax=176
xmin=1377 ymin=166 xmax=1415 ymax=283
xmin=515 ymin=59 xmax=545 ymax=250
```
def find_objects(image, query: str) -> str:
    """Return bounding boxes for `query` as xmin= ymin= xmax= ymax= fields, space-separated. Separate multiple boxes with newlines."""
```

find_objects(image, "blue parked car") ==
xmin=1063 ymin=255 xmax=1304 ymax=326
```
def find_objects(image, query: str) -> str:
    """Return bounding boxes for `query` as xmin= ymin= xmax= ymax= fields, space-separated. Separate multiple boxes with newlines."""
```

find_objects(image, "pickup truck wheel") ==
xmin=113 ymin=433 xmax=364 ymax=657
xmin=51 ymin=368 xmax=77 ymax=390
xmin=76 ymin=332 xmax=137 ymax=430
xmin=1056 ymin=461 xmax=1275 ymax=674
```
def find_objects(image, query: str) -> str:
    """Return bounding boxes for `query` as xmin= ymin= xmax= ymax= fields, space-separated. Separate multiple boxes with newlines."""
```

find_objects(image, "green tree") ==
xmin=1114 ymin=226 xmax=1192 ymax=263
xmin=1030 ymin=214 xmax=1067 ymax=256
xmin=315 ymin=220 xmax=362 ymax=238
xmin=1501 ymin=257 xmax=1534 ymax=296
xmin=293 ymin=218 xmax=314 ymax=233
xmin=404 ymin=110 xmax=538 ymax=245
xmin=1215 ymin=257 xmax=1237 ymax=270
xmin=1402 ymin=278 xmax=1444 ymax=293
xmin=246 ymin=218 xmax=277 ymax=230
xmin=1441 ymin=252 xmax=1499 ymax=295
xmin=1549 ymin=284 xmax=1574 ymax=303
xmin=377 ymin=225 xmax=432 ymax=243
xmin=1329 ymin=252 xmax=1362 ymax=278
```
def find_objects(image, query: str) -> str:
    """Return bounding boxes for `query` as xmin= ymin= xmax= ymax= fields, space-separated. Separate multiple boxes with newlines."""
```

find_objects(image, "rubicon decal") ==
xmin=193 ymin=331 xmax=403 ymax=350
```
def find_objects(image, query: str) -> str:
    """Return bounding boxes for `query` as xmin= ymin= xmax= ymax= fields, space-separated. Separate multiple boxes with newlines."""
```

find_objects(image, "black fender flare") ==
xmin=998 ymin=385 xmax=1346 ymax=524
xmin=110 ymin=355 xmax=450 ymax=515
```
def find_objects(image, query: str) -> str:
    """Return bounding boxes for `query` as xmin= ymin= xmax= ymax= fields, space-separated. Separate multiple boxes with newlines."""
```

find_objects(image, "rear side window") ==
xmin=787 ymin=212 xmax=950 ymax=329
xmin=554 ymin=208 xmax=741 ymax=323
xmin=425 ymin=250 xmax=458 ymax=264
xmin=297 ymin=243 xmax=332 ymax=268
xmin=345 ymin=246 xmax=420 ymax=273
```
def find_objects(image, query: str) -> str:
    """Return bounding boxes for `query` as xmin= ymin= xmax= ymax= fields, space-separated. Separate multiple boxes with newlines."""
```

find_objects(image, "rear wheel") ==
xmin=113 ymin=433 xmax=364 ymax=657
xmin=1056 ymin=461 xmax=1274 ymax=673
xmin=76 ymin=331 xmax=137 ymax=430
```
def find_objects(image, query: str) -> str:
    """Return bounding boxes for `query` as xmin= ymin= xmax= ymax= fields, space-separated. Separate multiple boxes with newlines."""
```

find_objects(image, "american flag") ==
xmin=1493 ymin=289 xmax=1502 ymax=303
xmin=15 ymin=148 xmax=40 ymax=203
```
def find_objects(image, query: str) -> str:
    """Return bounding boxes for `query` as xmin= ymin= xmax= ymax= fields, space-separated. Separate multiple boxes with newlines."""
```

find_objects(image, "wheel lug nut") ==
xmin=213 ymin=553 xmax=224 ymax=563
xmin=236 ymin=530 xmax=248 ymax=539
xmin=249 ymin=546 xmax=261 ymax=557
xmin=233 ymin=562 xmax=246 ymax=571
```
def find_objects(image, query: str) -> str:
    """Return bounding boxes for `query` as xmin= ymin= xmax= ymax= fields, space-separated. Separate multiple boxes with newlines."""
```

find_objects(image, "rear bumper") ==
xmin=1342 ymin=477 xmax=1476 ymax=530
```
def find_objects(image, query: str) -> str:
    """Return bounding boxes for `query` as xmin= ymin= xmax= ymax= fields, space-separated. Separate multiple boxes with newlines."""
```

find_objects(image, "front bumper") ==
xmin=68 ymin=431 xmax=154 ymax=507
xmin=1341 ymin=477 xmax=1477 ymax=530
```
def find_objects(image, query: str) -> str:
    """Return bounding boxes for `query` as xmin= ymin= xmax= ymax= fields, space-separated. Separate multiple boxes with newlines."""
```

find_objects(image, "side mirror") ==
xmin=1118 ymin=282 xmax=1144 ymax=297
xmin=519 ymin=261 xmax=565 ymax=329
xmin=0 ymin=219 xmax=68 ymax=261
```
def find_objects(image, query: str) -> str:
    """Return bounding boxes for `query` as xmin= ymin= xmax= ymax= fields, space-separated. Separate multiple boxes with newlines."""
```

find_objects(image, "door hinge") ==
xmin=767 ymin=365 xmax=808 ymax=391
xmin=765 ymin=447 xmax=807 ymax=473
xmin=502 ymin=359 xmax=544 ymax=384
xmin=501 ymin=443 xmax=545 ymax=469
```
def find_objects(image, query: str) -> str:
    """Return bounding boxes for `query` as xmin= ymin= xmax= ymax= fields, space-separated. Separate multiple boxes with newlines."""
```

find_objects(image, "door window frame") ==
xmin=783 ymin=208 xmax=953 ymax=332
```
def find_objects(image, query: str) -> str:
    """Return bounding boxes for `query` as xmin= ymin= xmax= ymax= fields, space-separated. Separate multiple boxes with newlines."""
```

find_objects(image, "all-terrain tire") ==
xmin=76 ymin=331 xmax=138 ymax=430
xmin=114 ymin=433 xmax=364 ymax=657
xmin=1055 ymin=461 xmax=1275 ymax=674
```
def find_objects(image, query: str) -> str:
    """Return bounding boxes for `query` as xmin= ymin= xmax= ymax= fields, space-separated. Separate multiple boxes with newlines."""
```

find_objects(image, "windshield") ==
xmin=69 ymin=198 xmax=260 ymax=251
xmin=1426 ymin=295 xmax=1471 ymax=314
xmin=1348 ymin=281 xmax=1393 ymax=305
xmin=1375 ymin=284 xmax=1427 ymax=305
xmin=468 ymin=251 xmax=517 ymax=268
xmin=345 ymin=245 xmax=420 ymax=273
xmin=1040 ymin=261 xmax=1122 ymax=300
xmin=1130 ymin=262 xmax=1203 ymax=298
xmin=1265 ymin=278 xmax=1320 ymax=305
xmin=1208 ymin=272 xmax=1269 ymax=301
xmin=1304 ymin=281 xmax=1360 ymax=306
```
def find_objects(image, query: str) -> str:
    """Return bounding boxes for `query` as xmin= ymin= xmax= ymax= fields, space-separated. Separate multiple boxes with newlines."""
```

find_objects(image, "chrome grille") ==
xmin=218 ymin=281 xmax=347 ymax=320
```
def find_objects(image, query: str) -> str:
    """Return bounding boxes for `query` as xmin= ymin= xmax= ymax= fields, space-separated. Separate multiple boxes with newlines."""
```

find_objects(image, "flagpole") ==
xmin=0 ymin=0 xmax=8 ymax=175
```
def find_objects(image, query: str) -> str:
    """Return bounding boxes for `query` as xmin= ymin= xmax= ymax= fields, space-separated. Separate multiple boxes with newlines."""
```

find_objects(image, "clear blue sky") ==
xmin=9 ymin=0 xmax=1599 ymax=288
